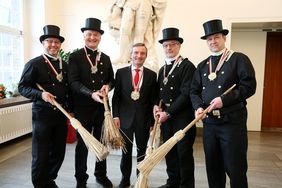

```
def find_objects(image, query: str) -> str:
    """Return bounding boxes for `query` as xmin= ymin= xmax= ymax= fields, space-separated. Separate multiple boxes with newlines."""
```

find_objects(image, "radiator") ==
xmin=0 ymin=103 xmax=32 ymax=144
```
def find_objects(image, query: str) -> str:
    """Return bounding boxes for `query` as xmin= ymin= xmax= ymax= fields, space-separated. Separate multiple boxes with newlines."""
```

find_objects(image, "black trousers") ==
xmin=203 ymin=108 xmax=248 ymax=188
xmin=161 ymin=118 xmax=196 ymax=188
xmin=120 ymin=117 xmax=150 ymax=184
xmin=31 ymin=107 xmax=67 ymax=188
xmin=74 ymin=105 xmax=107 ymax=183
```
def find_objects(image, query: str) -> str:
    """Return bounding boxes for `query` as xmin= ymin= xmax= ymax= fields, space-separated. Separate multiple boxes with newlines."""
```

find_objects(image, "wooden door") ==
xmin=261 ymin=32 xmax=282 ymax=130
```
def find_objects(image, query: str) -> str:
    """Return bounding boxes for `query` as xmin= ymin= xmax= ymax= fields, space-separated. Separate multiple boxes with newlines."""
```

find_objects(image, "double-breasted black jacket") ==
xmin=190 ymin=52 xmax=257 ymax=122
xmin=158 ymin=58 xmax=196 ymax=123
xmin=68 ymin=47 xmax=115 ymax=106
xmin=18 ymin=55 xmax=70 ymax=111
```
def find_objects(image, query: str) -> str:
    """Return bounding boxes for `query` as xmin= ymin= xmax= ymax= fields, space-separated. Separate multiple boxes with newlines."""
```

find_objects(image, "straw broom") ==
xmin=152 ymin=120 xmax=161 ymax=149
xmin=134 ymin=173 xmax=149 ymax=188
xmin=36 ymin=83 xmax=109 ymax=161
xmin=137 ymin=84 xmax=236 ymax=175
xmin=101 ymin=93 xmax=125 ymax=151
xmin=134 ymin=100 xmax=162 ymax=188
xmin=145 ymin=100 xmax=163 ymax=154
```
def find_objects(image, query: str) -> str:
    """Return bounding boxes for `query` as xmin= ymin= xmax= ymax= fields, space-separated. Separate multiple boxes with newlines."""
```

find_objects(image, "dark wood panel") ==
xmin=262 ymin=32 xmax=282 ymax=128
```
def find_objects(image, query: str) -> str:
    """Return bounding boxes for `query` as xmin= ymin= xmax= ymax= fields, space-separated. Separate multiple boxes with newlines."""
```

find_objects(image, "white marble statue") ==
xmin=106 ymin=0 xmax=167 ymax=72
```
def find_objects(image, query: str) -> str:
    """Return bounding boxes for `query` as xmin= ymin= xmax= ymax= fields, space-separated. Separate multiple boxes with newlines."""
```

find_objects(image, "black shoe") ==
xmin=76 ymin=182 xmax=87 ymax=188
xmin=158 ymin=183 xmax=177 ymax=188
xmin=118 ymin=181 xmax=130 ymax=188
xmin=46 ymin=185 xmax=58 ymax=188
xmin=96 ymin=177 xmax=113 ymax=188
xmin=47 ymin=181 xmax=59 ymax=188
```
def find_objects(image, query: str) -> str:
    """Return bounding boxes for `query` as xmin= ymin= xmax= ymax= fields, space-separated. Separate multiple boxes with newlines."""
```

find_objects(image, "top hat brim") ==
xmin=40 ymin=35 xmax=65 ymax=43
xmin=81 ymin=27 xmax=104 ymax=34
xmin=158 ymin=37 xmax=183 ymax=44
xmin=200 ymin=29 xmax=229 ymax=40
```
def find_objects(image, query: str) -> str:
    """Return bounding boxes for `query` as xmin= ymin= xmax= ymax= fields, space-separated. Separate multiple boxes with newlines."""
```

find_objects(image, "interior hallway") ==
xmin=0 ymin=131 xmax=282 ymax=188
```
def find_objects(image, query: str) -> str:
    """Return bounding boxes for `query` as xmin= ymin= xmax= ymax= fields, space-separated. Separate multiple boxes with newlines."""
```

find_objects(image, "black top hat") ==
xmin=159 ymin=27 xmax=183 ymax=44
xmin=201 ymin=19 xmax=229 ymax=40
xmin=81 ymin=18 xmax=104 ymax=34
xmin=39 ymin=25 xmax=65 ymax=43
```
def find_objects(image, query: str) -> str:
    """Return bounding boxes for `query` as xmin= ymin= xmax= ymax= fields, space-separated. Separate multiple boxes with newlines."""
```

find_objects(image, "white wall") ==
xmin=44 ymin=0 xmax=119 ymax=58
xmin=24 ymin=0 xmax=282 ymax=61
xmin=23 ymin=0 xmax=282 ymax=131
xmin=231 ymin=31 xmax=266 ymax=131
xmin=24 ymin=0 xmax=45 ymax=62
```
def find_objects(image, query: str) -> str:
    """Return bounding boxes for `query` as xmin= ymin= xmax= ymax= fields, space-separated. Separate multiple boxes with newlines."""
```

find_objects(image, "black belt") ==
xmin=208 ymin=102 xmax=245 ymax=118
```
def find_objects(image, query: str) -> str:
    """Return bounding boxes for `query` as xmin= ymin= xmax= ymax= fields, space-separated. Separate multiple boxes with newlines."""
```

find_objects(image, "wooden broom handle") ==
xmin=149 ymin=100 xmax=163 ymax=147
xmin=102 ymin=92 xmax=110 ymax=111
xmin=36 ymin=83 xmax=72 ymax=120
xmin=183 ymin=84 xmax=236 ymax=133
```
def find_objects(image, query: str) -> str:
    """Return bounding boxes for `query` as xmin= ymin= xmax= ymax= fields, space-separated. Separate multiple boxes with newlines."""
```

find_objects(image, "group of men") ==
xmin=18 ymin=17 xmax=256 ymax=188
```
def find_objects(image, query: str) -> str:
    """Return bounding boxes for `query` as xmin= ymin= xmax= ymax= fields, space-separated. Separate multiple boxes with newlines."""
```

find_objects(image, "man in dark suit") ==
xmin=112 ymin=43 xmax=157 ymax=188
xmin=68 ymin=18 xmax=114 ymax=188
xmin=18 ymin=25 xmax=70 ymax=188
xmin=154 ymin=28 xmax=196 ymax=188
xmin=190 ymin=19 xmax=256 ymax=188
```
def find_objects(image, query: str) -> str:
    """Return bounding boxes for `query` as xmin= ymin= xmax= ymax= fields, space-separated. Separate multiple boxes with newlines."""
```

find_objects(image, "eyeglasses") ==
xmin=44 ymin=39 xmax=61 ymax=45
xmin=84 ymin=31 xmax=101 ymax=38
xmin=162 ymin=42 xmax=179 ymax=48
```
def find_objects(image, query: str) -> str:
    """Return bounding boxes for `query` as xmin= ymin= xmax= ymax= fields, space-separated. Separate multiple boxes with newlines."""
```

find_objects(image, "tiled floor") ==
xmin=0 ymin=131 xmax=282 ymax=188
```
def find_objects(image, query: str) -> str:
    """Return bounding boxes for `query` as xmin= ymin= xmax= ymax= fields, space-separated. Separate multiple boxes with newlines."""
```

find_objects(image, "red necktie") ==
xmin=134 ymin=69 xmax=140 ymax=86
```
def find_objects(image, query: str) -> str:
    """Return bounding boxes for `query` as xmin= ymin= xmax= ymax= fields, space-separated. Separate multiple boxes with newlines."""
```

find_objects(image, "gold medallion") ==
xmin=56 ymin=73 xmax=63 ymax=82
xmin=208 ymin=72 xmax=217 ymax=81
xmin=91 ymin=66 xmax=98 ymax=74
xmin=163 ymin=77 xmax=168 ymax=85
xmin=131 ymin=91 xmax=140 ymax=100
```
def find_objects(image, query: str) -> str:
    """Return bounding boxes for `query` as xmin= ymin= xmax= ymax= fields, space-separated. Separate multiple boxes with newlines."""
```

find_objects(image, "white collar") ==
xmin=44 ymin=53 xmax=59 ymax=61
xmin=131 ymin=65 xmax=143 ymax=72
xmin=211 ymin=48 xmax=226 ymax=56
xmin=85 ymin=45 xmax=98 ymax=52
xmin=165 ymin=54 xmax=180 ymax=65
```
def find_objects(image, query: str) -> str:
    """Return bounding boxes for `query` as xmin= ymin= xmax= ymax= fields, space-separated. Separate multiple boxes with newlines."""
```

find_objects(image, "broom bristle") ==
xmin=78 ymin=127 xmax=109 ymax=161
xmin=137 ymin=130 xmax=185 ymax=175
xmin=70 ymin=118 xmax=109 ymax=161
xmin=153 ymin=123 xmax=161 ymax=149
xmin=102 ymin=95 xmax=125 ymax=151
xmin=134 ymin=173 xmax=149 ymax=188
xmin=133 ymin=139 xmax=156 ymax=187
xmin=134 ymin=116 xmax=161 ymax=187
xmin=102 ymin=111 xmax=125 ymax=151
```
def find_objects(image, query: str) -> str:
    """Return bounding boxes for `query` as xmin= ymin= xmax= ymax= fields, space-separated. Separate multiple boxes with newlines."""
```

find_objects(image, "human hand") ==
xmin=113 ymin=117 xmax=120 ymax=128
xmin=91 ymin=91 xmax=103 ymax=103
xmin=41 ymin=91 xmax=55 ymax=105
xmin=209 ymin=97 xmax=223 ymax=112
xmin=195 ymin=107 xmax=206 ymax=119
xmin=153 ymin=105 xmax=162 ymax=116
xmin=100 ymin=85 xmax=110 ymax=95
xmin=156 ymin=111 xmax=169 ymax=123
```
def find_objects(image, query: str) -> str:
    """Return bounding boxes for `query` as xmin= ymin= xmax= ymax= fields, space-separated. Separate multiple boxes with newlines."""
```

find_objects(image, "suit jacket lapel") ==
xmin=127 ymin=66 xmax=134 ymax=92
xmin=139 ymin=68 xmax=147 ymax=94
